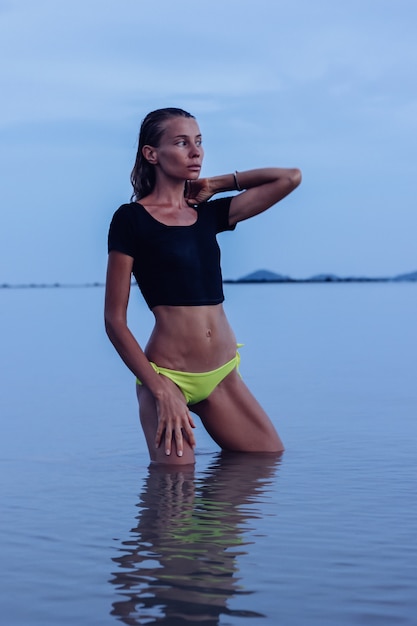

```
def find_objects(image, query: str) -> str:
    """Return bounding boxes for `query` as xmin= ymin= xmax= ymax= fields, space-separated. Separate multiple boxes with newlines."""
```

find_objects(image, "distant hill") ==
xmin=224 ymin=268 xmax=417 ymax=284
xmin=393 ymin=271 xmax=417 ymax=281
xmin=236 ymin=269 xmax=292 ymax=282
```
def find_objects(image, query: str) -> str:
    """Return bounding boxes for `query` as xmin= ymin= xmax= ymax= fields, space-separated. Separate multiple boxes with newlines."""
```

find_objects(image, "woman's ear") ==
xmin=142 ymin=145 xmax=158 ymax=164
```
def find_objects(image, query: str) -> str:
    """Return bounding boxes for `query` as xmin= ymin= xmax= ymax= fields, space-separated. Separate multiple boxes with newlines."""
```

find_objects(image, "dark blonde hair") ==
xmin=130 ymin=107 xmax=195 ymax=201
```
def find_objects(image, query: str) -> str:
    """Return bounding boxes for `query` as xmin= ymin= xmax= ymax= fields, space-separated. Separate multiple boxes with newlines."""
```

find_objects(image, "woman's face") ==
xmin=148 ymin=116 xmax=204 ymax=181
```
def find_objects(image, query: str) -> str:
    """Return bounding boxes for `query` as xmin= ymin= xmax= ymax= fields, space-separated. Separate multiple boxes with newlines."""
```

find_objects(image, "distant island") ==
xmin=224 ymin=269 xmax=417 ymax=283
xmin=1 ymin=269 xmax=417 ymax=289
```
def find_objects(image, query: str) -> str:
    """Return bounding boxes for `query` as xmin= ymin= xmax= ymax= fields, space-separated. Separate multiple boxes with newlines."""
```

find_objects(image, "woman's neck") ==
xmin=144 ymin=174 xmax=186 ymax=208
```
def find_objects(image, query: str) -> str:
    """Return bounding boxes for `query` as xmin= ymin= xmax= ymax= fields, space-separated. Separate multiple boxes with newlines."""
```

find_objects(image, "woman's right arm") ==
xmin=104 ymin=251 xmax=196 ymax=456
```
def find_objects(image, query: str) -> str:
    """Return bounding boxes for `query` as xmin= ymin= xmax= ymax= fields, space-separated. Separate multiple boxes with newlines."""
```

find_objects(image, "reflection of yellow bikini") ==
xmin=136 ymin=350 xmax=241 ymax=406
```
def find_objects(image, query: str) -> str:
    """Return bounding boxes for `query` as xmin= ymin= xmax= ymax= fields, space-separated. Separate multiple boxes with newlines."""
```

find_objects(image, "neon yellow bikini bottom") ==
xmin=136 ymin=350 xmax=241 ymax=405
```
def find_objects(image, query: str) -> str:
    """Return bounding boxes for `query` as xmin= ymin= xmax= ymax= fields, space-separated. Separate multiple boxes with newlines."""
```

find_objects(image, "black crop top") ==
xmin=107 ymin=197 xmax=236 ymax=309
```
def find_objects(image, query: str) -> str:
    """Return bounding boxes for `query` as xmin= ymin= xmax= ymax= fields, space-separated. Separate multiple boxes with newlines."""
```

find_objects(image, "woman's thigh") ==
xmin=192 ymin=370 xmax=284 ymax=453
xmin=136 ymin=384 xmax=196 ymax=465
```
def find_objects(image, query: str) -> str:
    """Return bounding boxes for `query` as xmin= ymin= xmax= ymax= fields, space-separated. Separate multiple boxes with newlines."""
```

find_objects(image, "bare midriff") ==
xmin=145 ymin=304 xmax=237 ymax=372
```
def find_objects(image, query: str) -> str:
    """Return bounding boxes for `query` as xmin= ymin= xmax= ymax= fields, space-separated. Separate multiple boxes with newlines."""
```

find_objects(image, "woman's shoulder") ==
xmin=108 ymin=202 xmax=152 ymax=255
xmin=109 ymin=202 xmax=142 ymax=238
xmin=196 ymin=196 xmax=235 ymax=232
xmin=110 ymin=201 xmax=150 ymax=225
xmin=113 ymin=201 xmax=139 ymax=216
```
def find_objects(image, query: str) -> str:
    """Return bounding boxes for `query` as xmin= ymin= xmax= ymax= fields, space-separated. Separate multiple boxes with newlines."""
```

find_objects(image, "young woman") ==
xmin=105 ymin=107 xmax=301 ymax=465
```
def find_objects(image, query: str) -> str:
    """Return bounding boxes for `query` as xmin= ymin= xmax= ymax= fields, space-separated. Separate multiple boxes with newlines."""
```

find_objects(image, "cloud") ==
xmin=2 ymin=0 xmax=416 ymax=127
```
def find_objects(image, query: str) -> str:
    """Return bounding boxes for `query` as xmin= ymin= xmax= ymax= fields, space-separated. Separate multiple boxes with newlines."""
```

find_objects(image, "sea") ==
xmin=1 ymin=282 xmax=416 ymax=626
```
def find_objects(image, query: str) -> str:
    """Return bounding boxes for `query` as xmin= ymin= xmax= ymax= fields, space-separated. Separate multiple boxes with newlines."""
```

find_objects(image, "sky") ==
xmin=1 ymin=0 xmax=416 ymax=284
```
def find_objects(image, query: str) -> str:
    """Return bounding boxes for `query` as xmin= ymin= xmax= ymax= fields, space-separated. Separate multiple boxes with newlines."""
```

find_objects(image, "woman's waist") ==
xmin=151 ymin=303 xmax=231 ymax=337
xmin=146 ymin=305 xmax=237 ymax=371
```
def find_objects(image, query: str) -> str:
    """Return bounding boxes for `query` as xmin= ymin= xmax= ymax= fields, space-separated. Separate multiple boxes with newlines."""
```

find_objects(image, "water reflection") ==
xmin=110 ymin=452 xmax=282 ymax=625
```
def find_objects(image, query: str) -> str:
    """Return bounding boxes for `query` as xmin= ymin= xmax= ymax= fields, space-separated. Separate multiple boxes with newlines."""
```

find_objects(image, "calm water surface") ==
xmin=1 ymin=284 xmax=416 ymax=625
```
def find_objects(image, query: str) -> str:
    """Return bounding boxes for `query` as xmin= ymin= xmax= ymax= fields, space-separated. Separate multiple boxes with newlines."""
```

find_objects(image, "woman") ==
xmin=105 ymin=107 xmax=301 ymax=465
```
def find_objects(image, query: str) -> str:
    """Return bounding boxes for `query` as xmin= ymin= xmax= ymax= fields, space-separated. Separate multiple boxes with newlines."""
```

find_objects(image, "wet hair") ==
xmin=130 ymin=107 xmax=195 ymax=201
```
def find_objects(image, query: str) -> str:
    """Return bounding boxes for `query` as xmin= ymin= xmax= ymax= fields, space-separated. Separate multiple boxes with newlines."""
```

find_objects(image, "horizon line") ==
xmin=1 ymin=274 xmax=417 ymax=289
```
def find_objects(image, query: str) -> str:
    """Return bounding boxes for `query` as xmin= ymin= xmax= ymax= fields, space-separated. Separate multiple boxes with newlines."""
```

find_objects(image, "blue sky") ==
xmin=1 ymin=0 xmax=416 ymax=283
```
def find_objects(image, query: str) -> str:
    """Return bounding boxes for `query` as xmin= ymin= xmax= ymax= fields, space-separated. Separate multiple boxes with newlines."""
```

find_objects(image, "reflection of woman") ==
xmin=105 ymin=107 xmax=301 ymax=463
xmin=110 ymin=452 xmax=281 ymax=625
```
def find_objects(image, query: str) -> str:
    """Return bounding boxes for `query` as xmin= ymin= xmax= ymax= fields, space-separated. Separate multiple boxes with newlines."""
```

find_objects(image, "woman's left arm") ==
xmin=186 ymin=168 xmax=301 ymax=225
xmin=225 ymin=168 xmax=302 ymax=226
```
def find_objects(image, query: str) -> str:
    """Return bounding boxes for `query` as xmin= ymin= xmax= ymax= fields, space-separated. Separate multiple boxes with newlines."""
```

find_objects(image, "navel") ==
xmin=206 ymin=328 xmax=212 ymax=338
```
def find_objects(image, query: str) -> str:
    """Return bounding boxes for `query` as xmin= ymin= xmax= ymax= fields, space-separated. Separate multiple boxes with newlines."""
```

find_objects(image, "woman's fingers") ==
xmin=174 ymin=425 xmax=184 ymax=457
xmin=173 ymin=414 xmax=196 ymax=456
xmin=155 ymin=408 xmax=196 ymax=457
xmin=164 ymin=423 xmax=173 ymax=456
xmin=185 ymin=178 xmax=214 ymax=205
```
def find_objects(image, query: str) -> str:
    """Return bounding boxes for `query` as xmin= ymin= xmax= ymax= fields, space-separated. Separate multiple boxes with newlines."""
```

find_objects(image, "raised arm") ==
xmin=186 ymin=167 xmax=301 ymax=226
xmin=229 ymin=168 xmax=301 ymax=226
xmin=104 ymin=251 xmax=196 ymax=456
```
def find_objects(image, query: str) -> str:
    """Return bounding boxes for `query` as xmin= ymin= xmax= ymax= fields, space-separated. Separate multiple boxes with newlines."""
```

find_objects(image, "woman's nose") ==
xmin=189 ymin=142 xmax=201 ymax=157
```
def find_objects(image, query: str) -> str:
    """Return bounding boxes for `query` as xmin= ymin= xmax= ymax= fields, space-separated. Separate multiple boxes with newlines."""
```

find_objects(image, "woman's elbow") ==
xmin=104 ymin=311 xmax=125 ymax=342
xmin=104 ymin=314 xmax=113 ymax=338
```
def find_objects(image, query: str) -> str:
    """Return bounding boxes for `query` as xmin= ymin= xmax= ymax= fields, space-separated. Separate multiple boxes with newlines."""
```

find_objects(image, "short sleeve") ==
xmin=205 ymin=196 xmax=236 ymax=233
xmin=108 ymin=204 xmax=136 ymax=257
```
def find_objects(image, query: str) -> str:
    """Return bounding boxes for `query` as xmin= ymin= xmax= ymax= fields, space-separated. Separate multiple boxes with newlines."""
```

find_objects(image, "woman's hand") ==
xmin=154 ymin=377 xmax=196 ymax=457
xmin=185 ymin=177 xmax=215 ymax=205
